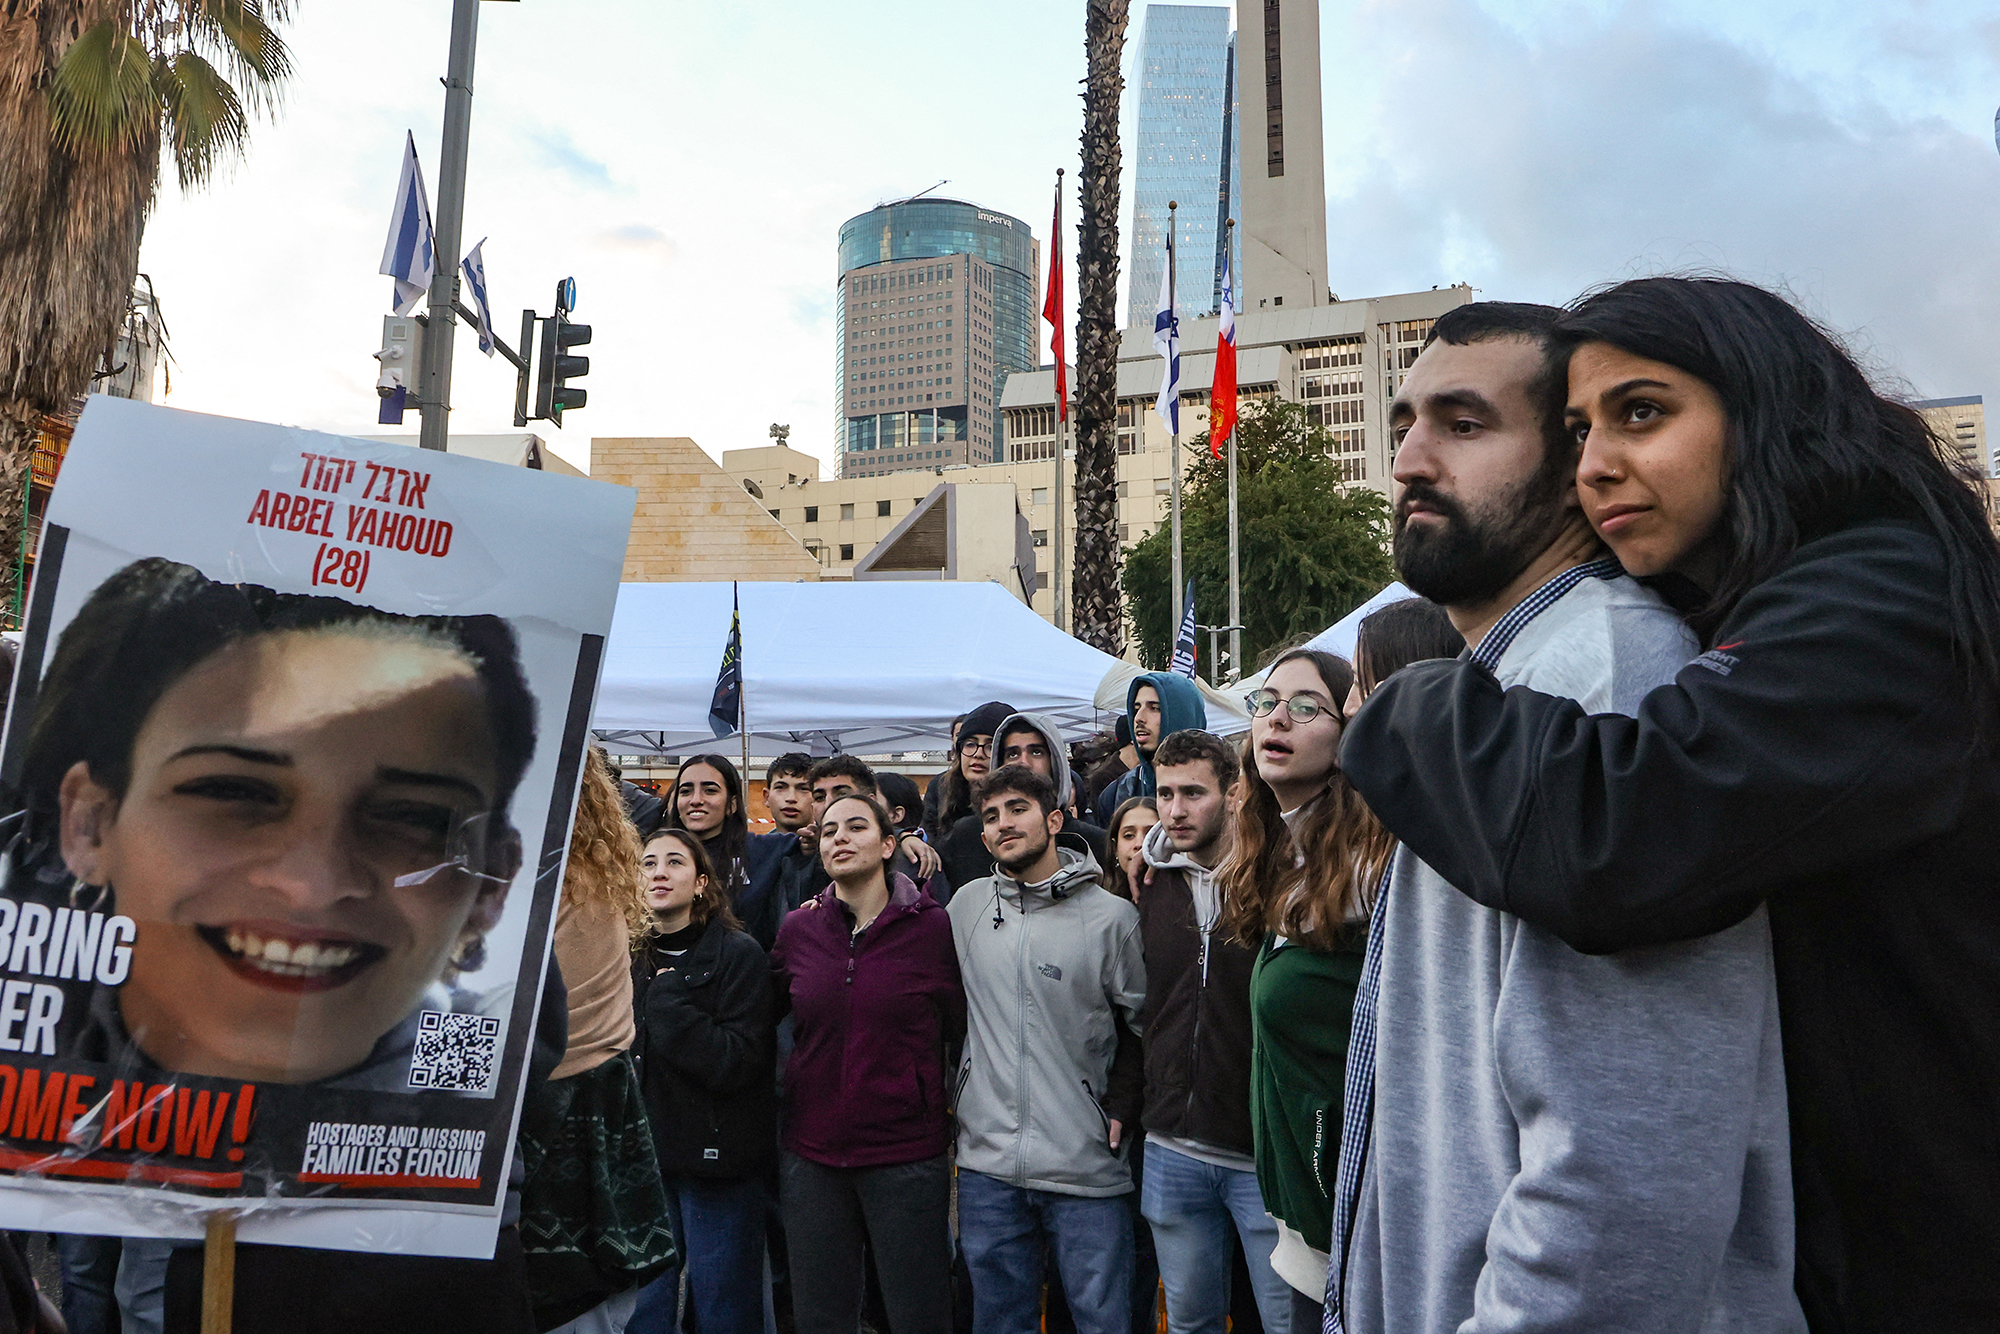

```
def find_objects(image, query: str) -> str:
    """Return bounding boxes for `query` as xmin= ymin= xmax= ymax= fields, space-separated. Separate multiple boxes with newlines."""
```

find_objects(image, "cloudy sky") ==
xmin=138 ymin=0 xmax=2000 ymax=474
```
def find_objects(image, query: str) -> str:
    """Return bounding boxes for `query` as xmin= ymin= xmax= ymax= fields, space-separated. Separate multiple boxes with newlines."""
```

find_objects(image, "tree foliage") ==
xmin=1 ymin=0 xmax=294 ymax=616
xmin=1122 ymin=399 xmax=1395 ymax=676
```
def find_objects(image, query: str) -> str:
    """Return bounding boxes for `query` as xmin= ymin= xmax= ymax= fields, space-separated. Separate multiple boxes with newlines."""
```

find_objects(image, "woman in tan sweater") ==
xmin=519 ymin=747 xmax=676 ymax=1332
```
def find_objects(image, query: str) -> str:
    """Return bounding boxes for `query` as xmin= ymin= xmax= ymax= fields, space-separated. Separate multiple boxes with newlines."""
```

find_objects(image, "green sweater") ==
xmin=1248 ymin=930 xmax=1365 ymax=1252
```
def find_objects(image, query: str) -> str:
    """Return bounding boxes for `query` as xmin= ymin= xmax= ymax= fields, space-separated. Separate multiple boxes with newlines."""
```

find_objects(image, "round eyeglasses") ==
xmin=1244 ymin=690 xmax=1332 ymax=723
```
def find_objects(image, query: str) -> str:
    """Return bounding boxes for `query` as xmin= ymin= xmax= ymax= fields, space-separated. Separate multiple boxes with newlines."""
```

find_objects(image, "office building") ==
xmin=1001 ymin=285 xmax=1473 ymax=496
xmin=727 ymin=440 xmax=1210 ymax=628
xmin=1125 ymin=5 xmax=1240 ymax=323
xmin=836 ymin=198 xmax=1039 ymax=477
xmin=1239 ymin=0 xmax=1329 ymax=313
xmin=1914 ymin=395 xmax=1988 ymax=475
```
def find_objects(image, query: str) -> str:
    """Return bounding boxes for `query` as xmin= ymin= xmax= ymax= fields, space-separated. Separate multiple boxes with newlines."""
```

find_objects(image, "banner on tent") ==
xmin=0 ymin=399 xmax=634 ymax=1258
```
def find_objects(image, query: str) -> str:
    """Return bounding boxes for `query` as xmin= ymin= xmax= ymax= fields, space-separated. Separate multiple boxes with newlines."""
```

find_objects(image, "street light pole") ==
xmin=418 ymin=0 xmax=481 ymax=452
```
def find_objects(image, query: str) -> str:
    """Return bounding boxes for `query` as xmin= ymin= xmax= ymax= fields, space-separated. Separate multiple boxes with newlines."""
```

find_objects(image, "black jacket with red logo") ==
xmin=1341 ymin=519 xmax=2000 ymax=1333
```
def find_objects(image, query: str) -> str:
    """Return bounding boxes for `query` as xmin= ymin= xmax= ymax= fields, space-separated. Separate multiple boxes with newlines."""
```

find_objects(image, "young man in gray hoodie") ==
xmin=1325 ymin=302 xmax=1803 ymax=1334
xmin=939 ymin=710 xmax=1108 ymax=890
xmin=949 ymin=765 xmax=1147 ymax=1334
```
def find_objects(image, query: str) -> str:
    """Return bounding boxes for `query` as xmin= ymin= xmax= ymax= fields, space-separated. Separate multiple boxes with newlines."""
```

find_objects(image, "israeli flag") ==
xmin=379 ymin=132 xmax=435 ymax=317
xmin=461 ymin=238 xmax=495 ymax=357
xmin=1152 ymin=231 xmax=1180 ymax=434
xmin=1170 ymin=579 xmax=1198 ymax=678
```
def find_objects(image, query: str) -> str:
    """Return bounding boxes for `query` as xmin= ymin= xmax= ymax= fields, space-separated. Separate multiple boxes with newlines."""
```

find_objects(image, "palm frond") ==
xmin=187 ymin=0 xmax=294 ymax=111
xmin=156 ymin=49 xmax=247 ymax=190
xmin=47 ymin=22 xmax=162 ymax=156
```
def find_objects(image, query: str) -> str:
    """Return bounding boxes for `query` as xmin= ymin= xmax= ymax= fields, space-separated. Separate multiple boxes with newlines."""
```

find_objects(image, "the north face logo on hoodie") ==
xmin=1037 ymin=963 xmax=1063 ymax=982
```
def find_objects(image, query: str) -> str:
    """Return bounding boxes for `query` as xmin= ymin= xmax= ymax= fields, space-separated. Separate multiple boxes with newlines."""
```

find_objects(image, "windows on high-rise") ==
xmin=834 ymin=199 xmax=1039 ymax=478
xmin=1126 ymin=4 xmax=1240 ymax=324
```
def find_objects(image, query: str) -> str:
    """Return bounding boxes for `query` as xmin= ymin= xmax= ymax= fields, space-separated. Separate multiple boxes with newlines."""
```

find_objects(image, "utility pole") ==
xmin=1168 ymin=200 xmax=1182 ymax=636
xmin=418 ymin=0 xmax=481 ymax=451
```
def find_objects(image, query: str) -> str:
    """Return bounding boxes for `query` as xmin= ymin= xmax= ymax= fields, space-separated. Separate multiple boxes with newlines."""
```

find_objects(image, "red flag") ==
xmin=1209 ymin=244 xmax=1237 ymax=458
xmin=1044 ymin=176 xmax=1067 ymax=422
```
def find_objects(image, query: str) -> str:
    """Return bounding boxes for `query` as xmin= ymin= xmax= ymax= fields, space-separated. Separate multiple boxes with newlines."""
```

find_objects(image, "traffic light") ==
xmin=534 ymin=278 xmax=591 ymax=426
xmin=374 ymin=315 xmax=423 ymax=425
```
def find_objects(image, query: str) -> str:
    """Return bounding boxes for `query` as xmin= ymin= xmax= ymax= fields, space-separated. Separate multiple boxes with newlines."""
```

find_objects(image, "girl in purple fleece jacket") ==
xmin=770 ymin=793 xmax=965 ymax=1334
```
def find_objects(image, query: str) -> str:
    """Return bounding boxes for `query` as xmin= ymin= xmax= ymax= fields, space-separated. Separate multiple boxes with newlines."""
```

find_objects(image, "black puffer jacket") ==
xmin=1136 ymin=855 xmax=1256 ymax=1156
xmin=630 ymin=917 xmax=777 ymax=1180
xmin=1342 ymin=519 xmax=2000 ymax=1333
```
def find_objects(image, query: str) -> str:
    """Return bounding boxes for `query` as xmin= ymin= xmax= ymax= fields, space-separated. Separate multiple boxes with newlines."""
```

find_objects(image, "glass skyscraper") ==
xmin=835 ymin=199 xmax=1038 ymax=476
xmin=1126 ymin=4 xmax=1239 ymax=323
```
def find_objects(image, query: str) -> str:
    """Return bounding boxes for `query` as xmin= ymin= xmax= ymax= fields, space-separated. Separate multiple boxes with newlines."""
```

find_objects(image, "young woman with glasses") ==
xmin=925 ymin=701 xmax=1014 ymax=841
xmin=1220 ymin=631 xmax=1455 ymax=1326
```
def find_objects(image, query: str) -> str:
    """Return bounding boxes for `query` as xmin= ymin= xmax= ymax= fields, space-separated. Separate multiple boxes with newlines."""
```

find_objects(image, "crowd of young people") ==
xmin=561 ymin=276 xmax=1998 ymax=1334
xmin=47 ymin=274 xmax=1992 ymax=1334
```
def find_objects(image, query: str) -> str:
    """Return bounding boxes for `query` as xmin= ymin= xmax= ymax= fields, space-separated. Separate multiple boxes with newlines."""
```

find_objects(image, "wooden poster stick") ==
xmin=202 ymin=1210 xmax=236 ymax=1334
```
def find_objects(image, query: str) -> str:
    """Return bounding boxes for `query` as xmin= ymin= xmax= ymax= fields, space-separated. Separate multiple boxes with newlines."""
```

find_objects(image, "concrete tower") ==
xmin=1238 ymin=0 xmax=1329 ymax=313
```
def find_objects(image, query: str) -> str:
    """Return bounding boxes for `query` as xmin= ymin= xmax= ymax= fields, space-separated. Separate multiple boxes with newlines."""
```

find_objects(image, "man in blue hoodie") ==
xmin=1092 ymin=671 xmax=1208 ymax=828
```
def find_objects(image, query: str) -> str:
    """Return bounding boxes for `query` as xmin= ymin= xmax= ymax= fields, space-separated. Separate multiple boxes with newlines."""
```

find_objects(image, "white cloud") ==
xmin=133 ymin=0 xmax=2000 ymax=480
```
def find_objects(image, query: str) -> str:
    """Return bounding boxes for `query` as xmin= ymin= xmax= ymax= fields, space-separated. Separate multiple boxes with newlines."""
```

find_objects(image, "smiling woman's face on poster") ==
xmin=0 ymin=399 xmax=633 ymax=1259
xmin=57 ymin=625 xmax=520 ymax=1083
xmin=22 ymin=557 xmax=534 ymax=1089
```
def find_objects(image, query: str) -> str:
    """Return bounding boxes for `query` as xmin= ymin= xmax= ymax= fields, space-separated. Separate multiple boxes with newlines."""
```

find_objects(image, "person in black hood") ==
xmin=938 ymin=711 xmax=1107 ymax=892
xmin=927 ymin=701 xmax=1016 ymax=841
xmin=1341 ymin=276 xmax=2000 ymax=1333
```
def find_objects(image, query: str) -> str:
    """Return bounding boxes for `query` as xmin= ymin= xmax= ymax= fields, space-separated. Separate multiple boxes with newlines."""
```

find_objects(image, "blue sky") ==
xmin=137 ymin=0 xmax=2000 ymax=473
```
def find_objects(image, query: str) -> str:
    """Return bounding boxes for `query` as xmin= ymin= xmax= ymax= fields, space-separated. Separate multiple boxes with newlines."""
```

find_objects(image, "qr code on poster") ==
xmin=408 ymin=1011 xmax=501 ymax=1093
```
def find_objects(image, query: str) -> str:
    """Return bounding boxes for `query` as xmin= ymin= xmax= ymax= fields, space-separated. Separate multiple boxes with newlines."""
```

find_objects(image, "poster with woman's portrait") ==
xmin=0 ymin=398 xmax=634 ymax=1258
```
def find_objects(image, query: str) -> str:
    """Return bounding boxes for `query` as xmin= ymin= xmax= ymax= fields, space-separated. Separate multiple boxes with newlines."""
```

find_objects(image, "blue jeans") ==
xmin=57 ymin=1234 xmax=120 ymax=1334
xmin=630 ymin=1175 xmax=768 ymax=1334
xmin=1139 ymin=1141 xmax=1292 ymax=1334
xmin=957 ymin=1169 xmax=1133 ymax=1334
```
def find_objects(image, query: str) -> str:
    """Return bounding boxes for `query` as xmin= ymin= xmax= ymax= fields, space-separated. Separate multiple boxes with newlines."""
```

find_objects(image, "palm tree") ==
xmin=0 ymin=0 xmax=293 ymax=609
xmin=1070 ymin=0 xmax=1129 ymax=655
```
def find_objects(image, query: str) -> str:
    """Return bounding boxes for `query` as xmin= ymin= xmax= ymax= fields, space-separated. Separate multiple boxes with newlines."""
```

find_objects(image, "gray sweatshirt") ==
xmin=1342 ymin=572 xmax=1804 ymax=1334
xmin=949 ymin=843 xmax=1147 ymax=1196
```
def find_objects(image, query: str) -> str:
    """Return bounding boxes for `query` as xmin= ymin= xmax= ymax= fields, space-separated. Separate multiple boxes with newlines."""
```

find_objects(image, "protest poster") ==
xmin=0 ymin=397 xmax=635 ymax=1259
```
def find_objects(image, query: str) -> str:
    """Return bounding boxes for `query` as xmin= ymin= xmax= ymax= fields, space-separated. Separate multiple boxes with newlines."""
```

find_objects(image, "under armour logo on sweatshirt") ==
xmin=1037 ymin=963 xmax=1063 ymax=981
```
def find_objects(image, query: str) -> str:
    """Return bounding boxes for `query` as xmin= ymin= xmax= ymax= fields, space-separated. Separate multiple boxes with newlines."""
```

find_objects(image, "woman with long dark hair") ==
xmin=628 ymin=828 xmax=777 ymax=1334
xmin=20 ymin=556 xmax=536 ymax=1087
xmin=1219 ymin=648 xmax=1393 ymax=1328
xmin=1102 ymin=796 xmax=1159 ymax=904
xmin=1343 ymin=275 xmax=2000 ymax=1329
xmin=665 ymin=753 xmax=793 ymax=948
xmin=770 ymin=793 xmax=962 ymax=1334
xmin=1341 ymin=599 xmax=1464 ymax=716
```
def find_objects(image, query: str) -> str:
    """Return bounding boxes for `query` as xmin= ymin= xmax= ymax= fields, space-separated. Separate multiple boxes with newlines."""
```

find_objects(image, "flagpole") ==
xmin=1168 ymin=200 xmax=1183 ymax=640
xmin=1225 ymin=218 xmax=1242 ymax=683
xmin=1051 ymin=169 xmax=1066 ymax=633
xmin=735 ymin=582 xmax=750 ymax=781
xmin=1053 ymin=411 xmax=1066 ymax=632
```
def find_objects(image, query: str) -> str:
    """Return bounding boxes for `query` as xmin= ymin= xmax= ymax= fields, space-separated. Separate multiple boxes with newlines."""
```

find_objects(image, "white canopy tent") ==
xmin=1236 ymin=582 xmax=1420 ymax=695
xmin=592 ymin=581 xmax=1249 ymax=758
